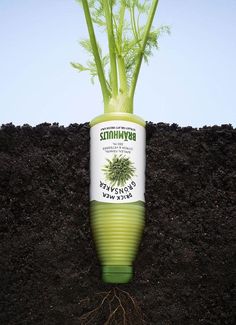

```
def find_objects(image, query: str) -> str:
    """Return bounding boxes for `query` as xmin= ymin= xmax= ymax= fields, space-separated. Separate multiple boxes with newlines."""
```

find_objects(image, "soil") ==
xmin=0 ymin=122 xmax=235 ymax=325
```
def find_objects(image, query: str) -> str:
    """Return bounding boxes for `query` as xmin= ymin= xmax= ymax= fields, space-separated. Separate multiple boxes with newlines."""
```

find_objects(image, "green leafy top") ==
xmin=72 ymin=0 xmax=169 ymax=113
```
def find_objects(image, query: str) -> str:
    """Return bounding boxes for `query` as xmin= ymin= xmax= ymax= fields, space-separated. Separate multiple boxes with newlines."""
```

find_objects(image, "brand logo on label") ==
xmin=100 ymin=130 xmax=136 ymax=141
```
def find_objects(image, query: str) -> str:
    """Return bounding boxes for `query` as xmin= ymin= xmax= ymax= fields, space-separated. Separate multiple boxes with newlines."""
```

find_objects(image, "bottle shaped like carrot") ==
xmin=90 ymin=112 xmax=145 ymax=283
xmin=72 ymin=0 xmax=167 ymax=283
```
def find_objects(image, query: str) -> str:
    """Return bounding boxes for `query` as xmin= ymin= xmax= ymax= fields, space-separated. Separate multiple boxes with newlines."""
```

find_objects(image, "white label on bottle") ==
xmin=90 ymin=120 xmax=145 ymax=203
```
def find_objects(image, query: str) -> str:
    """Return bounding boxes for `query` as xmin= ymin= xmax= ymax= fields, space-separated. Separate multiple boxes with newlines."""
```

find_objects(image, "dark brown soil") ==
xmin=0 ymin=122 xmax=235 ymax=325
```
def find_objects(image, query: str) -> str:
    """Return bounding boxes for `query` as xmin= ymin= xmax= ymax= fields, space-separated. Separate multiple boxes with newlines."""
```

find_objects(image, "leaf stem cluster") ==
xmin=72 ymin=0 xmax=169 ymax=114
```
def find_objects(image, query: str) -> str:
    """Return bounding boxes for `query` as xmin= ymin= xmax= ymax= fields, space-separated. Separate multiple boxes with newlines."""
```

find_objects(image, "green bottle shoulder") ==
xmin=90 ymin=113 xmax=146 ymax=127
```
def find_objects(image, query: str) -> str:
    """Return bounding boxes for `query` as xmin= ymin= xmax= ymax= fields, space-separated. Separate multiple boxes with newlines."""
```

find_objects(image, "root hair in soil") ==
xmin=79 ymin=287 xmax=145 ymax=324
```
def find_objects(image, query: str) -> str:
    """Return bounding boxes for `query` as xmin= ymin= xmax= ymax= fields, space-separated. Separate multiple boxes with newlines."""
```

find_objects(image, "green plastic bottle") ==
xmin=73 ymin=0 xmax=161 ymax=284
xmin=90 ymin=112 xmax=145 ymax=283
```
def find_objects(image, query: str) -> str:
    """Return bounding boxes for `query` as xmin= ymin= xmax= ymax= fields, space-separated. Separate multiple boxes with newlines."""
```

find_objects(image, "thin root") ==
xmin=79 ymin=287 xmax=145 ymax=325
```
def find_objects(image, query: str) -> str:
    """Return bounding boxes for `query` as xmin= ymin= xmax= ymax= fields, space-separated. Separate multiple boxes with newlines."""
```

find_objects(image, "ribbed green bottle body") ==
xmin=91 ymin=201 xmax=145 ymax=264
xmin=90 ymin=113 xmax=146 ymax=283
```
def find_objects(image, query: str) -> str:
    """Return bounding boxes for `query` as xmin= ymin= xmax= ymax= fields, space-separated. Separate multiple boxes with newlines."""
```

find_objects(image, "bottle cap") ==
xmin=102 ymin=266 xmax=133 ymax=283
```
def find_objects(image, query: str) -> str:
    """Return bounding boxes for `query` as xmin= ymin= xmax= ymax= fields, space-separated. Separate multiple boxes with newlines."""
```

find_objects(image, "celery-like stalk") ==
xmin=72 ymin=0 xmax=169 ymax=114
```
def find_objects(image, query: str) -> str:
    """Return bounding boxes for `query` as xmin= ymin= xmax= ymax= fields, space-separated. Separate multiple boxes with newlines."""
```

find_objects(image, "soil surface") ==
xmin=0 ymin=122 xmax=235 ymax=325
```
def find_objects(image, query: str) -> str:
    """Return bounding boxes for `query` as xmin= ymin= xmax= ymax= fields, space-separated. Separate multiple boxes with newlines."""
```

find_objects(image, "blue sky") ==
xmin=0 ymin=0 xmax=235 ymax=127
